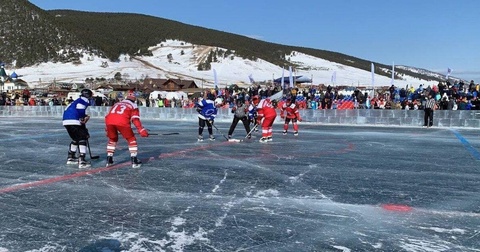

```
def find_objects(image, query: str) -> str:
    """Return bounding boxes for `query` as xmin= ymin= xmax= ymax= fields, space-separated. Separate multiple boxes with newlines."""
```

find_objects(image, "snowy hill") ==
xmin=6 ymin=40 xmax=445 ymax=90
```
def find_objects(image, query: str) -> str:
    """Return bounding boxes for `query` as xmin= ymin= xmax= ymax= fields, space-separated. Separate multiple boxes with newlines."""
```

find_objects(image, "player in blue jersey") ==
xmin=63 ymin=89 xmax=93 ymax=168
xmin=195 ymin=94 xmax=222 ymax=141
xmin=248 ymin=103 xmax=259 ymax=133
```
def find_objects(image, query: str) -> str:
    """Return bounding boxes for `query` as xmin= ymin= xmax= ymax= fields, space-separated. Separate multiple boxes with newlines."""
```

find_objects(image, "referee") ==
xmin=424 ymin=93 xmax=436 ymax=128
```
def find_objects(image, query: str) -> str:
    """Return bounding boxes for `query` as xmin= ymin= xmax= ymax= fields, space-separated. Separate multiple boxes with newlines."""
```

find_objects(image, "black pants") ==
xmin=424 ymin=108 xmax=433 ymax=127
xmin=228 ymin=116 xmax=251 ymax=136
xmin=64 ymin=124 xmax=89 ymax=155
xmin=198 ymin=118 xmax=213 ymax=135
xmin=65 ymin=124 xmax=89 ymax=141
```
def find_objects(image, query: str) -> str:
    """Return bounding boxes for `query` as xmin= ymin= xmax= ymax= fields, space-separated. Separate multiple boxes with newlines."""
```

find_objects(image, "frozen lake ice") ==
xmin=0 ymin=117 xmax=479 ymax=251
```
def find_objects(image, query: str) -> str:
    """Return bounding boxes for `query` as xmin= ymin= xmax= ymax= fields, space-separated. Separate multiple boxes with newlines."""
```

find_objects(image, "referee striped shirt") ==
xmin=425 ymin=97 xmax=436 ymax=109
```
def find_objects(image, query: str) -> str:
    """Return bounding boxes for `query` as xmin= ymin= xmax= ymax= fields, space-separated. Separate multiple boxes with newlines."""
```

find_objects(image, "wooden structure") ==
xmin=140 ymin=78 xmax=198 ymax=92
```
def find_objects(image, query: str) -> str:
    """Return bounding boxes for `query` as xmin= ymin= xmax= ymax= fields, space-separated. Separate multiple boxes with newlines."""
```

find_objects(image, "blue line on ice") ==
xmin=450 ymin=129 xmax=480 ymax=161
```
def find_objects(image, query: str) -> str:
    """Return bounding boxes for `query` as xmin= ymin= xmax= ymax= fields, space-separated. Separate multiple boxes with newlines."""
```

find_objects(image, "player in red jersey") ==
xmin=104 ymin=91 xmax=149 ymax=168
xmin=280 ymin=98 xmax=302 ymax=136
xmin=248 ymin=95 xmax=277 ymax=143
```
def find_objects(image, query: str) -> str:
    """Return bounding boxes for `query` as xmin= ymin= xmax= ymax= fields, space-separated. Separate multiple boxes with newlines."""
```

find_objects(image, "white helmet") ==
xmin=214 ymin=98 xmax=223 ymax=106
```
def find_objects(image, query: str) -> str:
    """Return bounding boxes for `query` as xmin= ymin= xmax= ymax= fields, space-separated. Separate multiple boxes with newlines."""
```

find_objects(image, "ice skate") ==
xmin=78 ymin=155 xmax=91 ymax=169
xmin=259 ymin=137 xmax=268 ymax=143
xmin=131 ymin=156 xmax=142 ymax=168
xmin=198 ymin=135 xmax=204 ymax=142
xmin=106 ymin=156 xmax=114 ymax=167
xmin=66 ymin=151 xmax=78 ymax=165
xmin=293 ymin=131 xmax=298 ymax=136
xmin=283 ymin=130 xmax=287 ymax=135
xmin=209 ymin=135 xmax=215 ymax=141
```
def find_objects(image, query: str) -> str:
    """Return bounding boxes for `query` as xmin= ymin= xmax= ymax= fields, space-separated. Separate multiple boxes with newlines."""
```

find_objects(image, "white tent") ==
xmin=176 ymin=91 xmax=188 ymax=100
xmin=149 ymin=91 xmax=168 ymax=100
xmin=166 ymin=91 xmax=189 ymax=100
xmin=166 ymin=92 xmax=180 ymax=101
xmin=150 ymin=91 xmax=189 ymax=101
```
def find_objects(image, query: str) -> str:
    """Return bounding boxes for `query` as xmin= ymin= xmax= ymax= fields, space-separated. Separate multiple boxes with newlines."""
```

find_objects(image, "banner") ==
xmin=289 ymin=66 xmax=294 ymax=88
xmin=248 ymin=74 xmax=255 ymax=84
xmin=213 ymin=69 xmax=218 ymax=89
xmin=446 ymin=68 xmax=452 ymax=79
xmin=371 ymin=63 xmax=375 ymax=89
xmin=331 ymin=71 xmax=336 ymax=85
xmin=391 ymin=62 xmax=395 ymax=85
xmin=269 ymin=90 xmax=283 ymax=101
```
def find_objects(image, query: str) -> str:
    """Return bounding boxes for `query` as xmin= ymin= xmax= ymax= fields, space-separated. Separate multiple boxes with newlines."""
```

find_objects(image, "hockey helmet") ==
xmin=126 ymin=90 xmax=136 ymax=101
xmin=80 ymin=89 xmax=93 ymax=99
xmin=251 ymin=95 xmax=260 ymax=105
xmin=207 ymin=93 xmax=215 ymax=101
xmin=214 ymin=98 xmax=223 ymax=106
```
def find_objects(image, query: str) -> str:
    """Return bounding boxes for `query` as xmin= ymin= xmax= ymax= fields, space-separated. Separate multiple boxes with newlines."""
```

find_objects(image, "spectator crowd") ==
xmin=1 ymin=80 xmax=478 ymax=111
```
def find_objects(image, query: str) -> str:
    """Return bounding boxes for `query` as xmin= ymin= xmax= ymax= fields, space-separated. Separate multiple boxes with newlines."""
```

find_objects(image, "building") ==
xmin=140 ymin=78 xmax=198 ymax=92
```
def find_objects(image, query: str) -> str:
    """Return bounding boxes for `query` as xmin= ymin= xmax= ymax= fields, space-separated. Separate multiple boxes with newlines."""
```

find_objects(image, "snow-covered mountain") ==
xmin=5 ymin=40 xmax=447 ymax=90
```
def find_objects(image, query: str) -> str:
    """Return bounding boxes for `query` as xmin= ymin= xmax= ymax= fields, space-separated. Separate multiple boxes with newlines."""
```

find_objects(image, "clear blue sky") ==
xmin=29 ymin=0 xmax=480 ymax=82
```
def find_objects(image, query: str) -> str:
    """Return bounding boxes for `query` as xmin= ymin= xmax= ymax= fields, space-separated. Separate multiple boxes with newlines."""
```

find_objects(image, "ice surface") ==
xmin=0 ymin=118 xmax=479 ymax=251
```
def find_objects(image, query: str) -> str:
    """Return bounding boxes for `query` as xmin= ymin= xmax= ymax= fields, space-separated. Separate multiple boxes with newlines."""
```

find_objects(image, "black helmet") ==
xmin=207 ymin=93 xmax=215 ymax=101
xmin=81 ymin=89 xmax=93 ymax=99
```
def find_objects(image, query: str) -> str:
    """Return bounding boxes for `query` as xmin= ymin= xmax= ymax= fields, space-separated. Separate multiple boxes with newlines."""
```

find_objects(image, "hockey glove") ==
xmin=80 ymin=115 xmax=90 ymax=124
xmin=138 ymin=128 xmax=149 ymax=137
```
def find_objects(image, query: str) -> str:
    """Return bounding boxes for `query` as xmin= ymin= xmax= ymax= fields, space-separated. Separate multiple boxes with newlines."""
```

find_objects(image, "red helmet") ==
xmin=127 ymin=90 xmax=136 ymax=101
xmin=252 ymin=95 xmax=260 ymax=105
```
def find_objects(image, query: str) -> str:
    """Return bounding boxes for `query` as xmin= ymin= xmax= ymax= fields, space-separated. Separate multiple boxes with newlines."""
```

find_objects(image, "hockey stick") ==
xmin=146 ymin=128 xmax=179 ymax=136
xmin=86 ymin=139 xmax=100 ymax=160
xmin=148 ymin=132 xmax=180 ymax=136
xmin=211 ymin=123 xmax=230 ymax=141
xmin=244 ymin=124 xmax=258 ymax=139
xmin=229 ymin=123 xmax=258 ymax=142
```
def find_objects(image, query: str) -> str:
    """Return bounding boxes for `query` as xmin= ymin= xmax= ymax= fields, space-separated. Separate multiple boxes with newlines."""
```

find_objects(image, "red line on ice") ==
xmin=0 ymin=141 xmax=230 ymax=194
xmin=381 ymin=204 xmax=413 ymax=212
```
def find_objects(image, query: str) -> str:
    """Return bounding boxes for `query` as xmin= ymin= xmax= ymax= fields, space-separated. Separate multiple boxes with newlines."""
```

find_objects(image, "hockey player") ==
xmin=63 ymin=89 xmax=93 ymax=168
xmin=104 ymin=91 xmax=149 ymax=168
xmin=248 ymin=106 xmax=259 ymax=133
xmin=248 ymin=95 xmax=277 ymax=143
xmin=227 ymin=99 xmax=251 ymax=139
xmin=195 ymin=94 xmax=220 ymax=141
xmin=280 ymin=98 xmax=302 ymax=136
